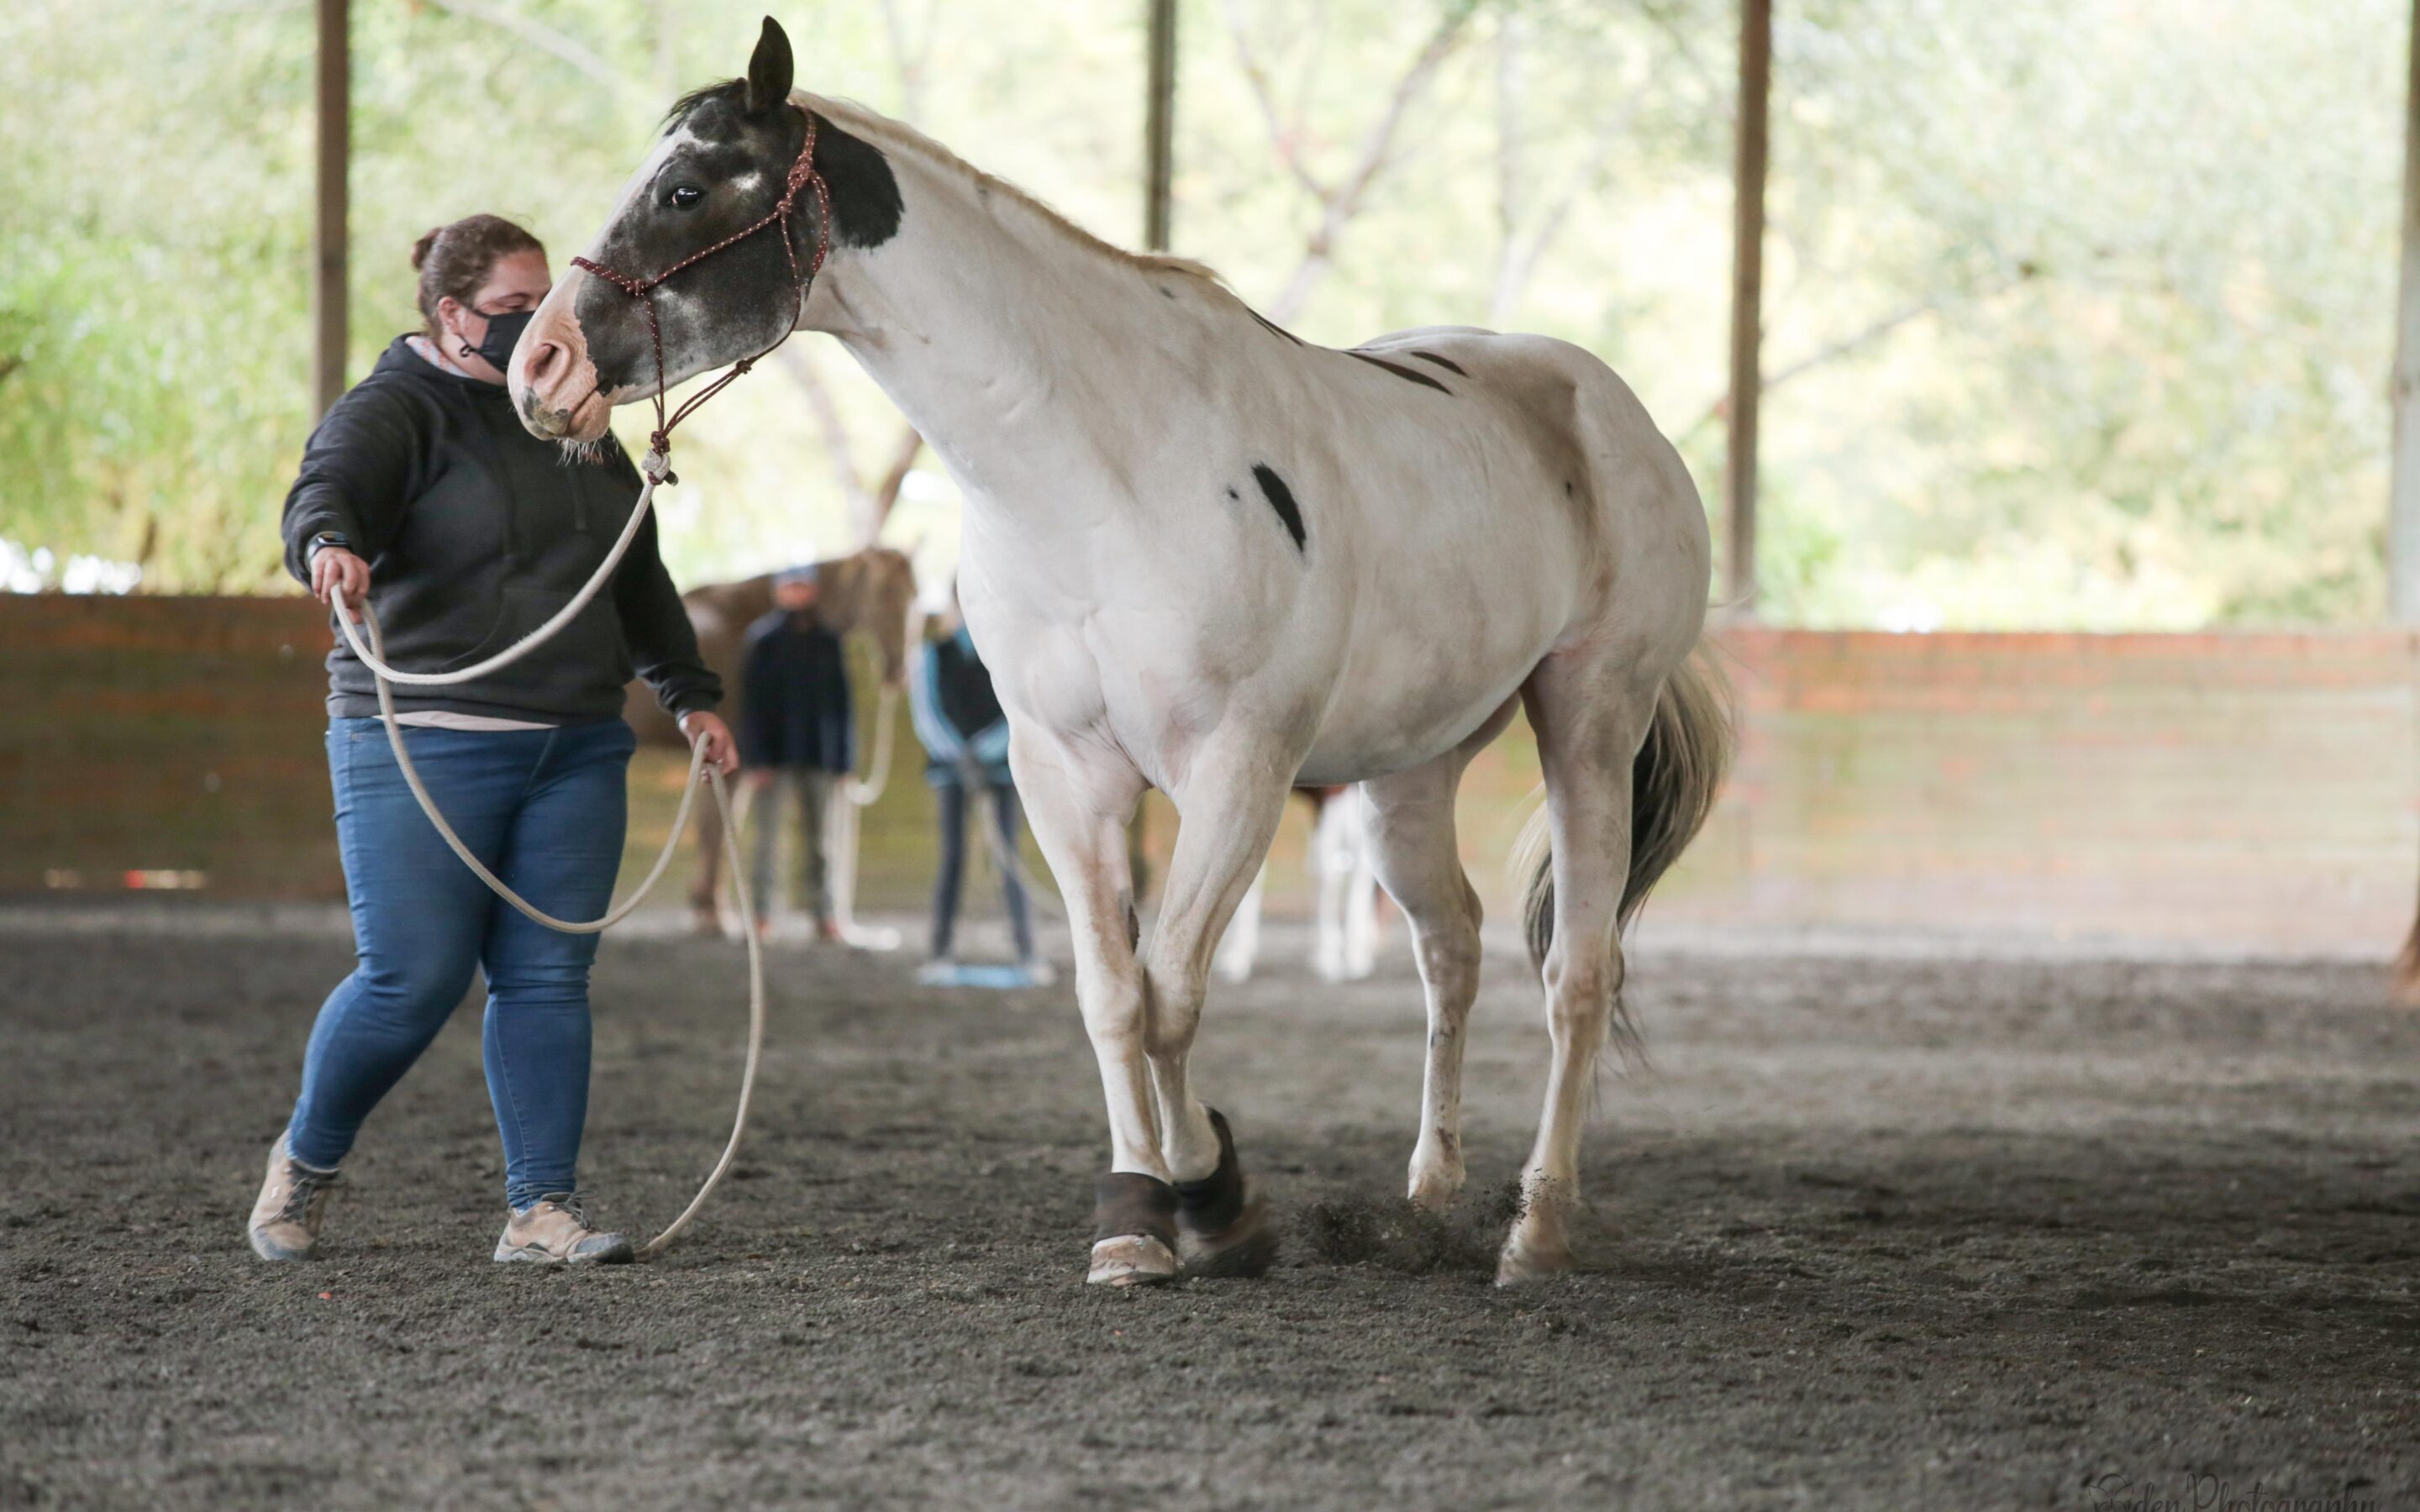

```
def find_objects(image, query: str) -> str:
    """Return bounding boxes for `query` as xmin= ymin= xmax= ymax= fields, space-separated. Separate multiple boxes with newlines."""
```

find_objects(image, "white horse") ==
xmin=511 ymin=18 xmax=1731 ymax=1286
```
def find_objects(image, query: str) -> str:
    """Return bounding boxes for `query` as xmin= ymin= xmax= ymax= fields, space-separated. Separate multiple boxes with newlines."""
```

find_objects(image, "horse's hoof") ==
xmin=1088 ymin=1234 xmax=1180 ymax=1287
xmin=1405 ymin=1144 xmax=1464 ymax=1212
xmin=1179 ymin=1179 xmax=1276 ymax=1278
xmin=1174 ymin=1110 xmax=1276 ymax=1279
xmin=1494 ymin=1231 xmax=1578 ymax=1287
xmin=1090 ymin=1171 xmax=1180 ymax=1286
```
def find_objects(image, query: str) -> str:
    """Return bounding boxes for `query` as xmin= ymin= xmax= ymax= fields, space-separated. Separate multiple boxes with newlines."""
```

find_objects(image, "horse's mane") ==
xmin=806 ymin=94 xmax=1223 ymax=288
xmin=667 ymin=79 xmax=1221 ymax=289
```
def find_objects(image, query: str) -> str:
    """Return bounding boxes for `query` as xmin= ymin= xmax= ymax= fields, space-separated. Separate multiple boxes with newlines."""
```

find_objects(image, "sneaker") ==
xmin=492 ymin=1194 xmax=634 ymax=1265
xmin=1018 ymin=958 xmax=1057 ymax=988
xmin=247 ymin=1133 xmax=340 ymax=1261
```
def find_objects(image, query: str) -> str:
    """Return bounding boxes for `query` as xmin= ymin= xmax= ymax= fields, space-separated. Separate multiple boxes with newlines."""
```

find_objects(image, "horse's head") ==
xmin=511 ymin=17 xmax=901 ymax=444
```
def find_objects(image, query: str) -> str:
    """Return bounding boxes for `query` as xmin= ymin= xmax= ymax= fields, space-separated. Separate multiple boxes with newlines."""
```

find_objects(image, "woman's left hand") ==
xmin=678 ymin=711 xmax=741 ymax=777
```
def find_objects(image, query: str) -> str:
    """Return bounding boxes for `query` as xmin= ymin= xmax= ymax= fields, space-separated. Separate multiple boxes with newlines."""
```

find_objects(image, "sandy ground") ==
xmin=1 ymin=908 xmax=2415 ymax=1509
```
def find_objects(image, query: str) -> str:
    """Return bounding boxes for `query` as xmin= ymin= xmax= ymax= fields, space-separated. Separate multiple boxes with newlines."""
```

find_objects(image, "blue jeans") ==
xmin=931 ymin=778 xmax=1034 ymax=961
xmin=287 ymin=717 xmax=634 ymax=1210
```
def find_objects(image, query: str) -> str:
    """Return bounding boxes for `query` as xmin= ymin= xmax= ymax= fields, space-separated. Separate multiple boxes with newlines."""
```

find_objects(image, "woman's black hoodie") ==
xmin=281 ymin=335 xmax=720 ymax=724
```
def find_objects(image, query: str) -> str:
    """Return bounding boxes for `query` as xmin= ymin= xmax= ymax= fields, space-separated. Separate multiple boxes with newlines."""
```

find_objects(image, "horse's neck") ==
xmin=803 ymin=133 xmax=1198 ymax=514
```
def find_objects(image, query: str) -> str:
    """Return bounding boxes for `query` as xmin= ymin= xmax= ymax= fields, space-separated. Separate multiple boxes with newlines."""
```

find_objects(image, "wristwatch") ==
xmin=307 ymin=532 xmax=352 ymax=560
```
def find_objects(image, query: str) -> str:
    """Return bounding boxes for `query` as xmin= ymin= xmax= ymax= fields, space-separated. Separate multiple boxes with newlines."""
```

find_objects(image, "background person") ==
xmin=252 ymin=213 xmax=737 ymax=1268
xmin=909 ymin=586 xmax=1043 ymax=982
xmin=739 ymin=564 xmax=855 ymax=940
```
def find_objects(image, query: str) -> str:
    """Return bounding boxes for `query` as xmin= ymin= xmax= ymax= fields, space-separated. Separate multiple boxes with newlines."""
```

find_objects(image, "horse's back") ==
xmin=1354 ymin=324 xmax=1708 ymax=616
xmin=1281 ymin=327 xmax=1705 ymax=780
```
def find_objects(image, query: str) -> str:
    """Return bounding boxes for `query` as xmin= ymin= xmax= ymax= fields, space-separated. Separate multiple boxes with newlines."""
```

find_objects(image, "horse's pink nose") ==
xmin=523 ymin=338 xmax=566 ymax=394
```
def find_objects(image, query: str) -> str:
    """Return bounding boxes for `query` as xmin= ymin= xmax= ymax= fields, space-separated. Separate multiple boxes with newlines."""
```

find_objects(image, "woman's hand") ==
xmin=678 ymin=711 xmax=741 ymax=777
xmin=311 ymin=546 xmax=371 ymax=620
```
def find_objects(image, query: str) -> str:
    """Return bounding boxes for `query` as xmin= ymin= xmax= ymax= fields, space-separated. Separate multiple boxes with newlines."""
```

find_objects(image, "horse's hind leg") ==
xmin=1213 ymin=865 xmax=1265 ymax=984
xmin=1500 ymin=658 xmax=1658 ymax=1284
xmin=1361 ymin=701 xmax=1512 ymax=1209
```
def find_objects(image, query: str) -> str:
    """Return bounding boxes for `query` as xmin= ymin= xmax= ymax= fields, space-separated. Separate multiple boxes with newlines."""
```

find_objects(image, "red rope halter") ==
xmin=571 ymin=108 xmax=834 ymax=473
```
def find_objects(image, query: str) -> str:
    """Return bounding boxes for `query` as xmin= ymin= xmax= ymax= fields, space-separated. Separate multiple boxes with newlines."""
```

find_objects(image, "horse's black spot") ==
xmin=1409 ymin=349 xmax=1468 ymax=376
xmin=1250 ymin=465 xmax=1307 ymax=554
xmin=1247 ymin=307 xmax=1307 ymax=346
xmin=1160 ymin=286 xmax=1178 ymax=299
xmin=1348 ymin=350 xmax=1451 ymax=394
xmin=1564 ymin=480 xmax=1575 ymax=497
xmin=809 ymin=112 xmax=903 ymax=249
xmin=1225 ymin=486 xmax=1239 ymax=500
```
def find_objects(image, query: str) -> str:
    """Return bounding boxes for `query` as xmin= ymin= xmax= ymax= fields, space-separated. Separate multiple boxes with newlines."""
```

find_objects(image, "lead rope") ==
xmin=334 ymin=566 xmax=763 ymax=1263
xmin=315 ymin=108 xmax=836 ymax=1261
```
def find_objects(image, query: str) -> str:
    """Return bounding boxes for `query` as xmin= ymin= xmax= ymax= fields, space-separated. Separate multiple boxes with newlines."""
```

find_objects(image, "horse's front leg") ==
xmin=1140 ymin=738 xmax=1296 ymax=1277
xmin=1006 ymin=729 xmax=1173 ymax=1285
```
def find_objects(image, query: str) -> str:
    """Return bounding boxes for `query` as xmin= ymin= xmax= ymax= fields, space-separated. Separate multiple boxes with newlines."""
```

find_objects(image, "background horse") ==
xmin=625 ymin=547 xmax=917 ymax=934
xmin=512 ymin=18 xmax=1732 ymax=1287
xmin=1214 ymin=785 xmax=1386 ymax=985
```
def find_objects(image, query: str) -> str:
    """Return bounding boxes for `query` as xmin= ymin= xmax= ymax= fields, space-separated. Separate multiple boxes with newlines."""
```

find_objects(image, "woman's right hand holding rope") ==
xmin=311 ymin=546 xmax=371 ymax=621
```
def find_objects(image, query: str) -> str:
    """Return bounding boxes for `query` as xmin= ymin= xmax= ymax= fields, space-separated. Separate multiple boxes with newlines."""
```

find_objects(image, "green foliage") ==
xmin=0 ymin=0 xmax=2407 ymax=626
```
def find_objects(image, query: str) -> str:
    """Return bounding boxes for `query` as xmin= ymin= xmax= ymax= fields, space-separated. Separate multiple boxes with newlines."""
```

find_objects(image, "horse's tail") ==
xmin=1518 ymin=642 xmax=1734 ymax=979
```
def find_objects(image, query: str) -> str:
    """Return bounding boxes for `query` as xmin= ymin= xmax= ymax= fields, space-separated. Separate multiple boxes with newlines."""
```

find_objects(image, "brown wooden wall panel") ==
xmin=4 ymin=599 xmax=2414 ymax=952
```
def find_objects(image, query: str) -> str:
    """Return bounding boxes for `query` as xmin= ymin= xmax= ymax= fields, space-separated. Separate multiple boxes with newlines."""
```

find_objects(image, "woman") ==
xmin=250 ymin=214 xmax=738 ymax=1266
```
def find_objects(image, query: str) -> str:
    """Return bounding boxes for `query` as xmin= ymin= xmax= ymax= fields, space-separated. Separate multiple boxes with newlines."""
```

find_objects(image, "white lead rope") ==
xmin=326 ymin=452 xmax=762 ymax=1262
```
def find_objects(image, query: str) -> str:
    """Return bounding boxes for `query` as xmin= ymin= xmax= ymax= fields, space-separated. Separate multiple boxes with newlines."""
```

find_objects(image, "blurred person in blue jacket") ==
xmin=910 ymin=584 xmax=1041 ymax=981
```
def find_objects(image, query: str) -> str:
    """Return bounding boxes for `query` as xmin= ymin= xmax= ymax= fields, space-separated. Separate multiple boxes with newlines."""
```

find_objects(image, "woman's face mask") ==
xmin=460 ymin=306 xmax=536 ymax=375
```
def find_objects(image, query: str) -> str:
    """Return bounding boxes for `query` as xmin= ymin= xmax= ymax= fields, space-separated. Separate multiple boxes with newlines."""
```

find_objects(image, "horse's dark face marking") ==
xmin=1348 ymin=350 xmax=1452 ymax=395
xmin=571 ymin=87 xmax=902 ymax=402
xmin=1250 ymin=465 xmax=1307 ymax=554
xmin=513 ymin=19 xmax=902 ymax=441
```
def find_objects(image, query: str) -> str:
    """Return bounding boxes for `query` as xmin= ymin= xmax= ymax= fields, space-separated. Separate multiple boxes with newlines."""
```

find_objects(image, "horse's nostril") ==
xmin=525 ymin=339 xmax=564 ymax=386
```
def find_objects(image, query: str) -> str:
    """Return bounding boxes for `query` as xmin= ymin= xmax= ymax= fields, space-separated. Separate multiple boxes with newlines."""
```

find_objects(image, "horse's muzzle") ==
xmin=509 ymin=275 xmax=613 ymax=444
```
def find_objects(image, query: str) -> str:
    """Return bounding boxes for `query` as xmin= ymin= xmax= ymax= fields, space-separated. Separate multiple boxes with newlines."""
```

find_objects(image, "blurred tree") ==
xmin=0 ymin=0 xmax=2406 ymax=631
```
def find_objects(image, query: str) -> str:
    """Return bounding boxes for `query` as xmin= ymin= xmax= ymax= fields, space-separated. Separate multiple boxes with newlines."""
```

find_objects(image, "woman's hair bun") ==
xmin=409 ymin=215 xmax=545 ymax=338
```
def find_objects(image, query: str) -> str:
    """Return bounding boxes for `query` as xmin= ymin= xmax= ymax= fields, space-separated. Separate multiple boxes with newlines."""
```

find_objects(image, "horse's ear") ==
xmin=745 ymin=16 xmax=794 ymax=117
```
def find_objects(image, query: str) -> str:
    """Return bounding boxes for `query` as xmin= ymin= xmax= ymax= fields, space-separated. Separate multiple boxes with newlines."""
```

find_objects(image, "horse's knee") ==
xmin=1541 ymin=943 xmax=1624 ymax=1043
xmin=1075 ymin=962 xmax=1150 ymax=1053
xmin=1412 ymin=917 xmax=1481 ymax=1006
xmin=1138 ymin=966 xmax=1206 ymax=1061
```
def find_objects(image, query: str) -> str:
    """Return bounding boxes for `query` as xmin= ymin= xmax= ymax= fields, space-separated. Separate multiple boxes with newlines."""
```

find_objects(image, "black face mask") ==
xmin=460 ymin=307 xmax=535 ymax=375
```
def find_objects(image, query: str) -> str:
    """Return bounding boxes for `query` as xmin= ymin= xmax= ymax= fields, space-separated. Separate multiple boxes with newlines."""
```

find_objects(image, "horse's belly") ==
xmin=1294 ymin=607 xmax=1552 ymax=785
xmin=1292 ymin=496 xmax=1578 ymax=781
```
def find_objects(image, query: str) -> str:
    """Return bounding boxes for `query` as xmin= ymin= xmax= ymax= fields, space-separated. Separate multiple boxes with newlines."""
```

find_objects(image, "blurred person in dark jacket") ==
xmin=740 ymin=564 xmax=855 ymax=940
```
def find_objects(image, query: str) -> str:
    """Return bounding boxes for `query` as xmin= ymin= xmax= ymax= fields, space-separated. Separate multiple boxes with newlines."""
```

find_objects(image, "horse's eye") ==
xmin=666 ymin=184 xmax=704 ymax=211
